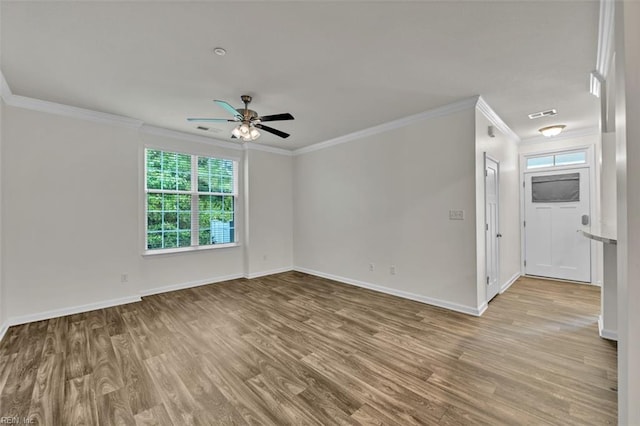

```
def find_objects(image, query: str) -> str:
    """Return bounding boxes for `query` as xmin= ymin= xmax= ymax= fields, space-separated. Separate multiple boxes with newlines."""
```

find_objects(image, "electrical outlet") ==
xmin=390 ymin=265 xmax=396 ymax=275
xmin=449 ymin=210 xmax=465 ymax=220
xmin=369 ymin=263 xmax=375 ymax=272
xmin=120 ymin=273 xmax=128 ymax=283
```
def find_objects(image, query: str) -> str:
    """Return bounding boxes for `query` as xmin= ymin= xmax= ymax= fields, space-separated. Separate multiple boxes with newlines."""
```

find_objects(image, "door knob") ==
xmin=496 ymin=233 xmax=502 ymax=238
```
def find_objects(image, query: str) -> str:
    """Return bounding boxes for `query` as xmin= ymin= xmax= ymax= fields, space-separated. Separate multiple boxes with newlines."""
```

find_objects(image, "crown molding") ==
xmin=293 ymin=96 xmax=480 ymax=156
xmin=139 ymin=124 xmax=243 ymax=151
xmin=243 ymin=142 xmax=293 ymax=156
xmin=0 ymin=68 xmax=292 ymax=153
xmin=7 ymin=94 xmax=144 ymax=129
xmin=596 ymin=0 xmax=615 ymax=79
xmin=519 ymin=126 xmax=600 ymax=145
xmin=476 ymin=96 xmax=520 ymax=143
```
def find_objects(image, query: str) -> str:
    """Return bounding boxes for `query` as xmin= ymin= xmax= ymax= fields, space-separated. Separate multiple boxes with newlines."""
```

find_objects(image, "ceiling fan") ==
xmin=187 ymin=95 xmax=294 ymax=141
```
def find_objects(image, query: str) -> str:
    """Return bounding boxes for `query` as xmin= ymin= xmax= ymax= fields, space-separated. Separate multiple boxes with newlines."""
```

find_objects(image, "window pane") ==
xmin=147 ymin=212 xmax=162 ymax=231
xmin=146 ymin=192 xmax=192 ymax=249
xmin=527 ymin=156 xmax=554 ymax=169
xmin=554 ymin=151 xmax=586 ymax=166
xmin=145 ymin=150 xmax=235 ymax=251
xmin=146 ymin=171 xmax=162 ymax=190
xmin=199 ymin=195 xmax=235 ymax=245
xmin=198 ymin=157 xmax=234 ymax=193
xmin=147 ymin=232 xmax=163 ymax=249
xmin=178 ymin=213 xmax=191 ymax=230
xmin=146 ymin=149 xmax=192 ymax=191
xmin=532 ymin=173 xmax=580 ymax=202
xmin=147 ymin=193 xmax=162 ymax=210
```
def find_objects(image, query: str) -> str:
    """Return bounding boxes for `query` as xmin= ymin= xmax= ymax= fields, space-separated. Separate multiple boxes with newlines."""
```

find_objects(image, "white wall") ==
xmin=2 ymin=106 xmax=143 ymax=320
xmin=136 ymin=130 xmax=245 ymax=294
xmin=519 ymin=132 xmax=600 ymax=157
xmin=245 ymin=149 xmax=293 ymax=277
xmin=615 ymin=1 xmax=640 ymax=423
xmin=474 ymin=109 xmax=521 ymax=306
xmin=0 ymin=100 xmax=5 ymax=332
xmin=519 ymin=132 xmax=603 ymax=285
xmin=293 ymin=107 xmax=482 ymax=313
xmin=1 ymin=104 xmax=293 ymax=323
xmin=600 ymin=132 xmax=616 ymax=228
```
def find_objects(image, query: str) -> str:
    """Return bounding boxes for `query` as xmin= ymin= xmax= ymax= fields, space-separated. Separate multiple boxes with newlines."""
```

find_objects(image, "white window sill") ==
xmin=142 ymin=242 xmax=240 ymax=257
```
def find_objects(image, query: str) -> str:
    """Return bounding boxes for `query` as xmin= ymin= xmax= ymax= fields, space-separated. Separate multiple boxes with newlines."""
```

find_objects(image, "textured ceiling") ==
xmin=1 ymin=1 xmax=600 ymax=149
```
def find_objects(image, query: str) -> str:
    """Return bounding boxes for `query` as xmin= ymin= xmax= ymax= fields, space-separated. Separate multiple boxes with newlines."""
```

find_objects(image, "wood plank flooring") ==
xmin=0 ymin=272 xmax=617 ymax=425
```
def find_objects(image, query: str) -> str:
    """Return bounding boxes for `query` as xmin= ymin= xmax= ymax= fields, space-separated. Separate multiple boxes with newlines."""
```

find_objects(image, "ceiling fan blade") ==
xmin=187 ymin=118 xmax=236 ymax=122
xmin=258 ymin=113 xmax=294 ymax=122
xmin=255 ymin=123 xmax=290 ymax=139
xmin=214 ymin=100 xmax=242 ymax=118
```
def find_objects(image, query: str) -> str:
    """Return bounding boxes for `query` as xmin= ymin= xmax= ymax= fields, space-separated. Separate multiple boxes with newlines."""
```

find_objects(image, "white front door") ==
xmin=524 ymin=168 xmax=591 ymax=282
xmin=485 ymin=155 xmax=500 ymax=302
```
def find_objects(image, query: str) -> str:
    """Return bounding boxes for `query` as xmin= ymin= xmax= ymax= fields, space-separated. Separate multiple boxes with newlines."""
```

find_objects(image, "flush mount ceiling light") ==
xmin=213 ymin=47 xmax=227 ymax=56
xmin=539 ymin=125 xmax=566 ymax=137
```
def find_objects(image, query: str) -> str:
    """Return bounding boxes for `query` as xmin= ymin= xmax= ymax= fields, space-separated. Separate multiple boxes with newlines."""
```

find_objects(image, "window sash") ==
xmin=144 ymin=148 xmax=237 ymax=251
xmin=526 ymin=150 xmax=587 ymax=170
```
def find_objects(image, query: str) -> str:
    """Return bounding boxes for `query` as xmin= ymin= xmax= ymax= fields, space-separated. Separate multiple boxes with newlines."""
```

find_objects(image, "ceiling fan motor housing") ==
xmin=237 ymin=109 xmax=259 ymax=120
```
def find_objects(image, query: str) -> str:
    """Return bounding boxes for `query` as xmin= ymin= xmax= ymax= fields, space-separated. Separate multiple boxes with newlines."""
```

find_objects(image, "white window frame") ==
xmin=143 ymin=148 xmax=239 ymax=255
xmin=525 ymin=149 xmax=588 ymax=170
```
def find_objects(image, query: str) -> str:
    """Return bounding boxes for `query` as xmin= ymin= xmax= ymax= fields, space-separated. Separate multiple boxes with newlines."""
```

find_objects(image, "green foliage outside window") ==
xmin=146 ymin=149 xmax=236 ymax=250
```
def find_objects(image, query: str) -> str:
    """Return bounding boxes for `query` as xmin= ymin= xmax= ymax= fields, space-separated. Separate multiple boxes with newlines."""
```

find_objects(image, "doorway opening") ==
xmin=521 ymin=147 xmax=594 ymax=283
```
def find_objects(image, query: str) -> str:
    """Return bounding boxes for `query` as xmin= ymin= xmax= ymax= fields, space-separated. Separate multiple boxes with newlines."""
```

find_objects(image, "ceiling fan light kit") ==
xmin=187 ymin=95 xmax=294 ymax=142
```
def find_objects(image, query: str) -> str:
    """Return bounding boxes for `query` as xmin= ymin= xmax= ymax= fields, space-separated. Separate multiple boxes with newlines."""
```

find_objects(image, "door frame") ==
xmin=484 ymin=153 xmax=500 ymax=302
xmin=519 ymin=144 xmax=598 ymax=284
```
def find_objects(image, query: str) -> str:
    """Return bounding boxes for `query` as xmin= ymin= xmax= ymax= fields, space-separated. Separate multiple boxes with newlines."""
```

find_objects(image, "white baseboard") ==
xmin=245 ymin=266 xmax=293 ymax=280
xmin=477 ymin=302 xmax=488 ymax=316
xmin=500 ymin=272 xmax=522 ymax=294
xmin=294 ymin=266 xmax=484 ymax=316
xmin=0 ymin=321 xmax=9 ymax=343
xmin=139 ymin=273 xmax=245 ymax=297
xmin=7 ymin=295 xmax=142 ymax=328
xmin=598 ymin=315 xmax=618 ymax=341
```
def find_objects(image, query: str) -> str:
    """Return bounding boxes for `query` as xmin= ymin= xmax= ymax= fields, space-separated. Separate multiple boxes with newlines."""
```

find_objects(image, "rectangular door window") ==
xmin=531 ymin=173 xmax=580 ymax=203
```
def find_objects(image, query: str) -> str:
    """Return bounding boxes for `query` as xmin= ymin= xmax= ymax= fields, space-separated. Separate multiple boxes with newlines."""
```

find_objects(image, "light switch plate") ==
xmin=449 ymin=210 xmax=465 ymax=220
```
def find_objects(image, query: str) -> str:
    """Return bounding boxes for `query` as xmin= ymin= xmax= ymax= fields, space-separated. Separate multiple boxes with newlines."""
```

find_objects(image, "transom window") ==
xmin=526 ymin=151 xmax=587 ymax=170
xmin=145 ymin=149 xmax=237 ymax=252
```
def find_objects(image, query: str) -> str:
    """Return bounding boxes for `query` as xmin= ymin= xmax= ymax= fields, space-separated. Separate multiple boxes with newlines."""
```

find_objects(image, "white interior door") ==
xmin=524 ymin=168 xmax=591 ymax=282
xmin=485 ymin=155 xmax=500 ymax=302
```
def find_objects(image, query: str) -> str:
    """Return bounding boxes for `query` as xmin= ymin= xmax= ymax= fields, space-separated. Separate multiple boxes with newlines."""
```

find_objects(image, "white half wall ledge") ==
xmin=500 ymin=272 xmax=522 ymax=294
xmin=6 ymin=295 xmax=142 ymax=328
xmin=294 ymin=267 xmax=486 ymax=317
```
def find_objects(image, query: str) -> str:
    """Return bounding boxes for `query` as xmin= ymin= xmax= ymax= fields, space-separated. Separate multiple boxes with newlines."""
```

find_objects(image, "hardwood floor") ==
xmin=0 ymin=272 xmax=617 ymax=425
